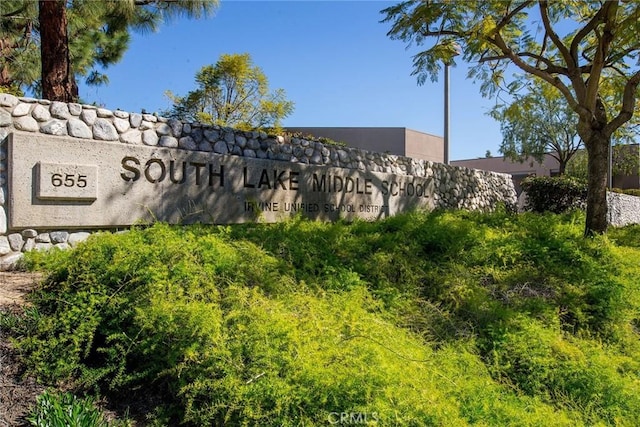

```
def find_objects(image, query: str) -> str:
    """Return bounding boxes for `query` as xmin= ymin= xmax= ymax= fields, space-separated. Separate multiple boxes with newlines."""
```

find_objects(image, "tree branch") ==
xmin=495 ymin=0 xmax=533 ymax=32
xmin=569 ymin=3 xmax=608 ymax=65
xmin=419 ymin=29 xmax=461 ymax=38
xmin=605 ymin=70 xmax=640 ymax=135
xmin=1 ymin=3 xmax=30 ymax=18
xmin=490 ymin=30 xmax=580 ymax=113
xmin=538 ymin=0 xmax=595 ymax=119
xmin=606 ymin=46 xmax=640 ymax=68
xmin=539 ymin=2 xmax=574 ymax=68
xmin=585 ymin=1 xmax=618 ymax=115
xmin=537 ymin=31 xmax=549 ymax=69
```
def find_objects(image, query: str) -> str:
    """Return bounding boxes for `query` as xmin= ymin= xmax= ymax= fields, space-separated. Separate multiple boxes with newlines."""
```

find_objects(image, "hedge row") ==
xmin=521 ymin=176 xmax=587 ymax=213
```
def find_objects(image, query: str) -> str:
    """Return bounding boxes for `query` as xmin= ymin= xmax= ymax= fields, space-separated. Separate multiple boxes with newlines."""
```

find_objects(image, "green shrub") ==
xmin=13 ymin=213 xmax=640 ymax=426
xmin=18 ymin=225 xmax=291 ymax=386
xmin=282 ymin=131 xmax=347 ymax=147
xmin=611 ymin=187 xmax=640 ymax=197
xmin=609 ymin=224 xmax=640 ymax=248
xmin=521 ymin=176 xmax=587 ymax=213
xmin=0 ymin=86 xmax=23 ymax=97
xmin=230 ymin=210 xmax=635 ymax=339
xmin=27 ymin=390 xmax=109 ymax=427
xmin=487 ymin=317 xmax=640 ymax=425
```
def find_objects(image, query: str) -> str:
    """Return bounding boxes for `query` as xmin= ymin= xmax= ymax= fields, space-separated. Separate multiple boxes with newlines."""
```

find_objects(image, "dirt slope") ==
xmin=0 ymin=273 xmax=44 ymax=427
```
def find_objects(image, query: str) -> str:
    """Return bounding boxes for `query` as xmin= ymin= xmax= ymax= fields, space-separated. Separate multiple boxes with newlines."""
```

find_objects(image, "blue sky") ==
xmin=79 ymin=0 xmax=503 ymax=161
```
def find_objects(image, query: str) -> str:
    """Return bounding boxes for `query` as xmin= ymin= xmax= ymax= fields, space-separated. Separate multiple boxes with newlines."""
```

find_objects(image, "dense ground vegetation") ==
xmin=5 ymin=209 xmax=640 ymax=426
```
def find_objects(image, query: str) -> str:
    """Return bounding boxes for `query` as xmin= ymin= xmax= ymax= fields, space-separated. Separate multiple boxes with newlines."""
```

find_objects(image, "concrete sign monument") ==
xmin=8 ymin=133 xmax=435 ymax=229
xmin=0 ymin=94 xmax=519 ymax=269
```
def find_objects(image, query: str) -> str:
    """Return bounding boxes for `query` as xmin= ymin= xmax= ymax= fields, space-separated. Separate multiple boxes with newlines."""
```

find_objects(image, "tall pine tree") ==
xmin=1 ymin=0 xmax=218 ymax=100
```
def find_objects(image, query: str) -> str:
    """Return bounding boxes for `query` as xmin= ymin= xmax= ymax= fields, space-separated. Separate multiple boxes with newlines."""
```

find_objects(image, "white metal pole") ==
xmin=444 ymin=62 xmax=450 ymax=165
xmin=609 ymin=141 xmax=613 ymax=189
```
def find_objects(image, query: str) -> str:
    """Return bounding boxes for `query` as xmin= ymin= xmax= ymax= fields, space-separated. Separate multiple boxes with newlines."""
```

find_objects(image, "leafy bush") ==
xmin=487 ymin=317 xmax=640 ymax=425
xmin=17 ymin=225 xmax=290 ymax=386
xmin=233 ymin=210 xmax=630 ymax=336
xmin=611 ymin=187 xmax=640 ymax=197
xmin=610 ymin=224 xmax=640 ymax=248
xmin=27 ymin=390 xmax=109 ymax=427
xmin=13 ymin=212 xmax=640 ymax=426
xmin=282 ymin=131 xmax=347 ymax=147
xmin=521 ymin=176 xmax=587 ymax=213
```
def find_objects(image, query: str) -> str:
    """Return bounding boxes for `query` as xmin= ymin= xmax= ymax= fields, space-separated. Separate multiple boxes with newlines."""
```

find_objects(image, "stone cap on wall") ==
xmin=0 ymin=93 xmax=515 ymax=182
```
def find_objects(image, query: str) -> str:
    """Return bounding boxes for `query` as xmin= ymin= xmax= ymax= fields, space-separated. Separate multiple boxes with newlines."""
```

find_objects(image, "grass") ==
xmin=7 ymin=209 xmax=640 ymax=426
xmin=27 ymin=390 xmax=111 ymax=427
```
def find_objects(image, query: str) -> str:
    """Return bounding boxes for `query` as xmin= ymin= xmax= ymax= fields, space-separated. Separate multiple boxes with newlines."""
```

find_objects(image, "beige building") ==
xmin=285 ymin=127 xmax=444 ymax=164
xmin=453 ymin=145 xmax=640 ymax=194
xmin=452 ymin=154 xmax=561 ymax=194
xmin=286 ymin=127 xmax=639 ymax=194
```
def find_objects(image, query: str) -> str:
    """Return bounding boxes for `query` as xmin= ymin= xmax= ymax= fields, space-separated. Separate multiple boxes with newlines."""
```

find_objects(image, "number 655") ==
xmin=51 ymin=173 xmax=87 ymax=188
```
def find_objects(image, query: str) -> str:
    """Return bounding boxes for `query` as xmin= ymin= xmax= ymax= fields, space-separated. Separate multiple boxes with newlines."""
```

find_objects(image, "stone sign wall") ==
xmin=8 ymin=132 xmax=436 ymax=228
xmin=607 ymin=192 xmax=640 ymax=227
xmin=0 ymin=93 xmax=518 ymax=269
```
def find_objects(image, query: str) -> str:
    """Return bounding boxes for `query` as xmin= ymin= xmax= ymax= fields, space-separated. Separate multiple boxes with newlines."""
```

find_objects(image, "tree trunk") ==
xmin=584 ymin=133 xmax=609 ymax=235
xmin=0 ymin=38 xmax=9 ymax=87
xmin=0 ymin=66 xmax=10 ymax=88
xmin=39 ymin=0 xmax=77 ymax=102
xmin=558 ymin=160 xmax=566 ymax=176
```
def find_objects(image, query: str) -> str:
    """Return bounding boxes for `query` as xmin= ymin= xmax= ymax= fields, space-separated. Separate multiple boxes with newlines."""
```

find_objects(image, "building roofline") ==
xmin=285 ymin=126 xmax=442 ymax=139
